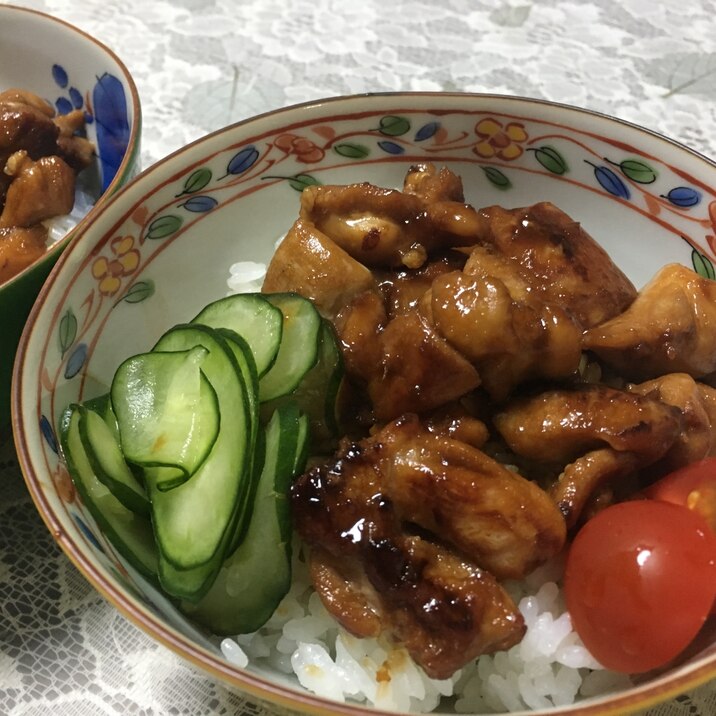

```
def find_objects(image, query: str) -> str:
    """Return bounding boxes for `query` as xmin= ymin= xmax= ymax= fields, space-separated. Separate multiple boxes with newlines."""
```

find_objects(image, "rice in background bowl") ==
xmin=0 ymin=4 xmax=141 ymax=426
xmin=12 ymin=92 xmax=716 ymax=716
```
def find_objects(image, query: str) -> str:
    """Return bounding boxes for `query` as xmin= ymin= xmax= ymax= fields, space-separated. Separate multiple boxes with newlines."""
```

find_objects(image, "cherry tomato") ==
xmin=564 ymin=500 xmax=716 ymax=673
xmin=645 ymin=458 xmax=716 ymax=533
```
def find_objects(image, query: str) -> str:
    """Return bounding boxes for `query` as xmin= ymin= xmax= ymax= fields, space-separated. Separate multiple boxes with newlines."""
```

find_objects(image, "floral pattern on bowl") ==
xmin=14 ymin=93 xmax=716 ymax=716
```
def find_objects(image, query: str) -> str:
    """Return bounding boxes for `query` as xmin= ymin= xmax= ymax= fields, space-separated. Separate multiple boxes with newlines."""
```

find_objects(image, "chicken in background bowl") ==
xmin=0 ymin=5 xmax=141 ymax=426
xmin=0 ymin=87 xmax=95 ymax=284
xmin=12 ymin=92 xmax=716 ymax=716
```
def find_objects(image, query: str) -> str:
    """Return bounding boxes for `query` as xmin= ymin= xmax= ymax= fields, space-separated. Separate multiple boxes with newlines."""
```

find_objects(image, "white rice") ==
xmin=227 ymin=260 xmax=268 ymax=294
xmin=44 ymin=186 xmax=96 ymax=246
xmin=220 ymin=546 xmax=632 ymax=713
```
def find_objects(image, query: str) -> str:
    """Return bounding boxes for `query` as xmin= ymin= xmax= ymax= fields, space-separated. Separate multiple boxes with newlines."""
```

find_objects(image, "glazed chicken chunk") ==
xmin=584 ymin=263 xmax=716 ymax=381
xmin=0 ymin=151 xmax=75 ymax=228
xmin=628 ymin=373 xmax=716 ymax=474
xmin=429 ymin=245 xmax=583 ymax=399
xmin=299 ymin=168 xmax=489 ymax=269
xmin=494 ymin=384 xmax=686 ymax=525
xmin=263 ymin=217 xmax=377 ymax=320
xmin=478 ymin=201 xmax=637 ymax=329
xmin=290 ymin=415 xmax=563 ymax=678
xmin=266 ymin=166 xmax=646 ymax=418
xmin=0 ymin=88 xmax=93 ymax=284
xmin=375 ymin=415 xmax=567 ymax=579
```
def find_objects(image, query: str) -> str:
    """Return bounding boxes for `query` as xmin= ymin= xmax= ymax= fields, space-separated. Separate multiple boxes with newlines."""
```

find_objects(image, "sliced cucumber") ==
xmin=259 ymin=293 xmax=322 ymax=402
xmin=58 ymin=405 xmax=158 ymax=582
xmin=214 ymin=328 xmax=262 ymax=554
xmin=157 ymin=551 xmax=222 ymax=602
xmin=184 ymin=402 xmax=308 ymax=634
xmin=261 ymin=318 xmax=343 ymax=452
xmin=192 ymin=293 xmax=283 ymax=377
xmin=78 ymin=404 xmax=150 ymax=517
xmin=148 ymin=324 xmax=252 ymax=578
xmin=83 ymin=393 xmax=120 ymax=441
xmin=111 ymin=346 xmax=220 ymax=489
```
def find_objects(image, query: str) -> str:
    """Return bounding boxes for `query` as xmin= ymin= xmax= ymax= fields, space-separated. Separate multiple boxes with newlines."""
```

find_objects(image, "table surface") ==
xmin=2 ymin=0 xmax=716 ymax=714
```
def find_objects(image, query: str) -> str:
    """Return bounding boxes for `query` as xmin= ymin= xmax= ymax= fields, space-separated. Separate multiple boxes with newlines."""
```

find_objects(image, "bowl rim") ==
xmin=0 ymin=2 xmax=142 ymax=292
xmin=12 ymin=90 xmax=716 ymax=716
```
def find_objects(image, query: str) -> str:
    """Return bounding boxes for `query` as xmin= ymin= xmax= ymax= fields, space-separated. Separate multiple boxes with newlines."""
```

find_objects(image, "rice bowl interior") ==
xmin=12 ymin=93 xmax=716 ymax=716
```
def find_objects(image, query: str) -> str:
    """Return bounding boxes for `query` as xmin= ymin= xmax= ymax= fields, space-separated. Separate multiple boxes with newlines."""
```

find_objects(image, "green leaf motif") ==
xmin=692 ymin=248 xmax=716 ymax=280
xmin=482 ymin=166 xmax=511 ymax=190
xmin=288 ymin=173 xmax=322 ymax=192
xmin=121 ymin=280 xmax=155 ymax=304
xmin=378 ymin=115 xmax=410 ymax=137
xmin=333 ymin=143 xmax=370 ymax=160
xmin=619 ymin=159 xmax=658 ymax=184
xmin=145 ymin=215 xmax=183 ymax=240
xmin=58 ymin=308 xmax=77 ymax=356
xmin=533 ymin=146 xmax=568 ymax=175
xmin=182 ymin=168 xmax=212 ymax=194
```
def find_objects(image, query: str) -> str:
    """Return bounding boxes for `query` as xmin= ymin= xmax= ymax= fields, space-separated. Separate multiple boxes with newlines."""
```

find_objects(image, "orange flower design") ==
xmin=275 ymin=133 xmax=325 ymax=163
xmin=91 ymin=235 xmax=140 ymax=296
xmin=473 ymin=118 xmax=528 ymax=161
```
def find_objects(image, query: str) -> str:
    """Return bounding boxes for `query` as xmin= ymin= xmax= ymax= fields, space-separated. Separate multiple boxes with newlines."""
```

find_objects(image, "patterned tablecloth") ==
xmin=2 ymin=0 xmax=716 ymax=714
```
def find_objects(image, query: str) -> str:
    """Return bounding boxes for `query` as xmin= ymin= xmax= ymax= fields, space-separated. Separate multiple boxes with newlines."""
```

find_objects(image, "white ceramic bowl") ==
xmin=0 ymin=4 xmax=141 ymax=424
xmin=12 ymin=93 xmax=716 ymax=715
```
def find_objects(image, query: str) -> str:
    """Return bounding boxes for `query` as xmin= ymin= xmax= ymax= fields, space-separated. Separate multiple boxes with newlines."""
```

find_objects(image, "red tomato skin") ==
xmin=565 ymin=500 xmax=716 ymax=674
xmin=645 ymin=458 xmax=716 ymax=532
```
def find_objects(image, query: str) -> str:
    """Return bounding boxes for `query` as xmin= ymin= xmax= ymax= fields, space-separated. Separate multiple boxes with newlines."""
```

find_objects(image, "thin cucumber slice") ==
xmin=153 ymin=328 xmax=264 ymax=603
xmin=83 ymin=393 xmax=120 ymax=442
xmin=149 ymin=324 xmax=252 ymax=578
xmin=192 ymin=293 xmax=283 ymax=377
xmin=78 ymin=404 xmax=150 ymax=517
xmin=157 ymin=553 xmax=221 ymax=603
xmin=158 ymin=421 xmax=268 ymax=603
xmin=58 ymin=406 xmax=158 ymax=582
xmin=259 ymin=293 xmax=322 ymax=402
xmin=261 ymin=318 xmax=343 ymax=452
xmin=214 ymin=328 xmax=262 ymax=554
xmin=184 ymin=402 xmax=304 ymax=634
xmin=111 ymin=346 xmax=220 ymax=489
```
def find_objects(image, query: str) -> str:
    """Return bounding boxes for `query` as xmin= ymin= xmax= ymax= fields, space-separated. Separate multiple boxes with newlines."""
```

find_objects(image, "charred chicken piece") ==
xmin=430 ymin=245 xmax=583 ymax=400
xmin=332 ymin=285 xmax=480 ymax=423
xmin=479 ymin=202 xmax=637 ymax=329
xmin=493 ymin=384 xmax=683 ymax=465
xmin=0 ymin=225 xmax=48 ymax=283
xmin=365 ymin=310 xmax=481 ymax=422
xmin=628 ymin=373 xmax=716 ymax=474
xmin=550 ymin=448 xmax=643 ymax=528
xmin=291 ymin=422 xmax=528 ymax=679
xmin=584 ymin=263 xmax=716 ymax=381
xmin=0 ymin=94 xmax=60 ymax=205
xmin=0 ymin=151 xmax=75 ymax=228
xmin=402 ymin=162 xmax=466 ymax=203
xmin=299 ymin=178 xmax=489 ymax=269
xmin=376 ymin=251 xmax=467 ymax=319
xmin=494 ymin=384 xmax=684 ymax=526
xmin=0 ymin=88 xmax=55 ymax=116
xmin=0 ymin=88 xmax=94 ymax=286
xmin=309 ymin=547 xmax=383 ymax=639
xmin=263 ymin=218 xmax=377 ymax=320
xmin=53 ymin=108 xmax=94 ymax=172
xmin=424 ymin=403 xmax=491 ymax=450
xmin=375 ymin=415 xmax=567 ymax=579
